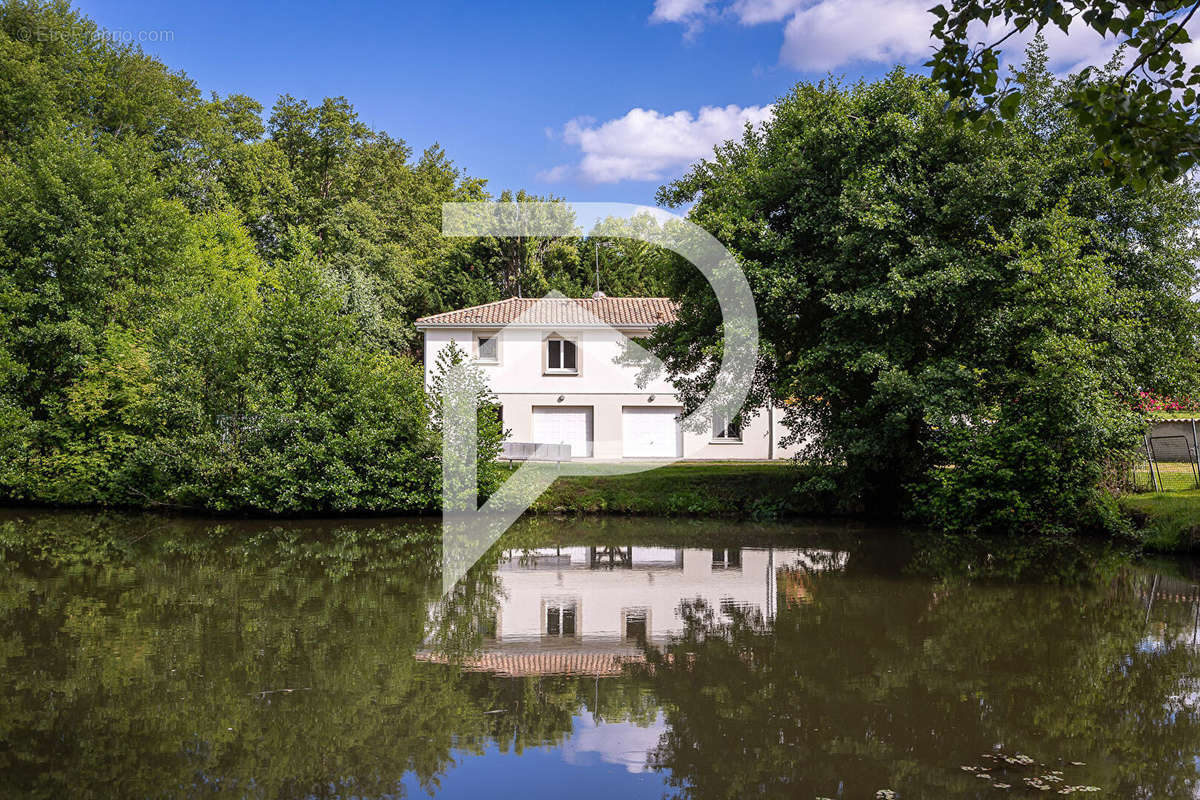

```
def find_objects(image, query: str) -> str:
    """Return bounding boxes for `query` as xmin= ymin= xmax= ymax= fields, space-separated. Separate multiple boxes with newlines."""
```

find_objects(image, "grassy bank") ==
xmin=519 ymin=461 xmax=1200 ymax=555
xmin=520 ymin=461 xmax=829 ymax=519
xmin=1120 ymin=490 xmax=1200 ymax=552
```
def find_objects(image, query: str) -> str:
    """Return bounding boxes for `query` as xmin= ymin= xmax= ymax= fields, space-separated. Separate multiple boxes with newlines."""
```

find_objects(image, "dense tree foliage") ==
xmin=0 ymin=1 xmax=669 ymax=511
xmin=652 ymin=42 xmax=1200 ymax=532
xmin=928 ymin=2 xmax=1200 ymax=184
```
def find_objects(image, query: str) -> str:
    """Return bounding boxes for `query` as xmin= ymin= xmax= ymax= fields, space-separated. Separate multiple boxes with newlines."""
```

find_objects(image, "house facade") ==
xmin=415 ymin=294 xmax=802 ymax=461
xmin=418 ymin=544 xmax=846 ymax=677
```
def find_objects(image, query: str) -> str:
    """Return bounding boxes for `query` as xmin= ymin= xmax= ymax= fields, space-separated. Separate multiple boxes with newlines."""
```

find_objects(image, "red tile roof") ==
xmin=415 ymin=297 xmax=678 ymax=328
xmin=415 ymin=650 xmax=644 ymax=677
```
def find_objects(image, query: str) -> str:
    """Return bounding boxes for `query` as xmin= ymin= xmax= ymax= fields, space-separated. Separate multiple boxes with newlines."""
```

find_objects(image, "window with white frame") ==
xmin=546 ymin=336 xmax=578 ymax=373
xmin=712 ymin=411 xmax=742 ymax=442
xmin=477 ymin=334 xmax=498 ymax=363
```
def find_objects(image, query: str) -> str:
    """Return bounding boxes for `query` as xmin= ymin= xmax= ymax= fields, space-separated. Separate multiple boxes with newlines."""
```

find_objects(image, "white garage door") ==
xmin=622 ymin=407 xmax=681 ymax=458
xmin=532 ymin=407 xmax=593 ymax=458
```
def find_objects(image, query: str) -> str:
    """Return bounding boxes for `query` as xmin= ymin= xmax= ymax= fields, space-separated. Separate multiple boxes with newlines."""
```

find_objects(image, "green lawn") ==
xmin=509 ymin=460 xmax=831 ymax=519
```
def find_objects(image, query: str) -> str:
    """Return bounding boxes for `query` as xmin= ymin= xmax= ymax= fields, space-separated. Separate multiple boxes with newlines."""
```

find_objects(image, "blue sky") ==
xmin=73 ymin=0 xmax=1117 ymax=207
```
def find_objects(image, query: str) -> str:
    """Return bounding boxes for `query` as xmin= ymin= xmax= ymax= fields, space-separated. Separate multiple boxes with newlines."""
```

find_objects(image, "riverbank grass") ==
xmin=1120 ymin=490 xmax=1200 ymax=552
xmin=510 ymin=459 xmax=1200 ymax=550
xmin=518 ymin=461 xmax=821 ymax=518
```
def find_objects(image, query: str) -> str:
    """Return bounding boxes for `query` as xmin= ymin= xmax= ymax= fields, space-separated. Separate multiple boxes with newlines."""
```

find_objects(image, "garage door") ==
xmin=622 ymin=407 xmax=681 ymax=458
xmin=532 ymin=407 xmax=593 ymax=458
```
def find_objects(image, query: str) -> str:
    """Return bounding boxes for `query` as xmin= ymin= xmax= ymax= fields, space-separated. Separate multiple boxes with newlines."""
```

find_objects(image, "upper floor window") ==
xmin=712 ymin=548 xmax=742 ymax=569
xmin=477 ymin=334 xmax=498 ymax=363
xmin=545 ymin=600 xmax=579 ymax=638
xmin=712 ymin=412 xmax=742 ymax=442
xmin=546 ymin=336 xmax=578 ymax=374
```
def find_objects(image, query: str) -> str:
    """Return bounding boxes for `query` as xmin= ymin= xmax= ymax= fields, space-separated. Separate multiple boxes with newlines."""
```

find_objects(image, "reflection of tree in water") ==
xmin=637 ymin=569 xmax=1200 ymax=800
xmin=5 ymin=513 xmax=1200 ymax=800
xmin=450 ymin=672 xmax=659 ymax=757
xmin=0 ymin=513 xmax=657 ymax=800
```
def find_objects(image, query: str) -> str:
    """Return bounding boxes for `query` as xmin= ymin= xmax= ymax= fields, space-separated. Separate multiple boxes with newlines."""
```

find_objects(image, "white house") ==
xmin=415 ymin=294 xmax=802 ymax=461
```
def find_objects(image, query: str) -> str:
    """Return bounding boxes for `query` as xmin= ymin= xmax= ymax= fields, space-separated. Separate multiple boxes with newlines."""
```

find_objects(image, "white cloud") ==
xmin=536 ymin=164 xmax=572 ymax=182
xmin=778 ymin=0 xmax=932 ymax=70
xmin=730 ymin=0 xmax=803 ymax=25
xmin=561 ymin=714 xmax=666 ymax=773
xmin=653 ymin=0 xmax=1127 ymax=75
xmin=549 ymin=104 xmax=773 ymax=184
xmin=650 ymin=0 xmax=718 ymax=36
xmin=651 ymin=0 xmax=713 ymax=23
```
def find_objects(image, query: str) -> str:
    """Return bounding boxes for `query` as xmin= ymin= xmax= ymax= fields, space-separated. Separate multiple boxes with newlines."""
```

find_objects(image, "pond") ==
xmin=0 ymin=511 xmax=1198 ymax=799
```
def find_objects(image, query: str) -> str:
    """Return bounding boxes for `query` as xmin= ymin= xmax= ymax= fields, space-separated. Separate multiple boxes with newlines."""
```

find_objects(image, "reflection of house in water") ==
xmin=420 ymin=547 xmax=846 ymax=677
xmin=1137 ymin=573 xmax=1200 ymax=652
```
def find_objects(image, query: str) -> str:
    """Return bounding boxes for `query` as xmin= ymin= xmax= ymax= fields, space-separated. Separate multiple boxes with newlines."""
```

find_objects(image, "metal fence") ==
xmin=1136 ymin=431 xmax=1200 ymax=492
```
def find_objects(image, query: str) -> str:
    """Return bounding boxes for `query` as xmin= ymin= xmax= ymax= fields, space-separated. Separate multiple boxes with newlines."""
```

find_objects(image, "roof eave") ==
xmin=415 ymin=321 xmax=665 ymax=330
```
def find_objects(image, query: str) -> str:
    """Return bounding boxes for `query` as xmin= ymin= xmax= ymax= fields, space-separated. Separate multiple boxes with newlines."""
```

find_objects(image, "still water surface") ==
xmin=1 ymin=512 xmax=1199 ymax=799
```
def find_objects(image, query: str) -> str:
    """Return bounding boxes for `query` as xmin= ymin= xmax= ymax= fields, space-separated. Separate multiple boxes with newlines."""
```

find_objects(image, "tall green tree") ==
xmin=569 ymin=214 xmax=677 ymax=298
xmin=928 ymin=1 xmax=1200 ymax=184
xmin=468 ymin=189 xmax=583 ymax=299
xmin=0 ymin=0 xmax=508 ymax=511
xmin=652 ymin=43 xmax=1200 ymax=528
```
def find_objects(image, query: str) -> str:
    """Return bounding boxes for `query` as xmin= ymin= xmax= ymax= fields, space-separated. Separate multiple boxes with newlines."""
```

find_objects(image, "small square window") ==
xmin=546 ymin=337 xmax=577 ymax=373
xmin=477 ymin=335 xmax=498 ymax=362
xmin=712 ymin=412 xmax=742 ymax=441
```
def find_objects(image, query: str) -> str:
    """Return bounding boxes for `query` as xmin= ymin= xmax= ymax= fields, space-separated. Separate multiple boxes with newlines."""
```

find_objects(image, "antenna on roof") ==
xmin=594 ymin=239 xmax=615 ymax=297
